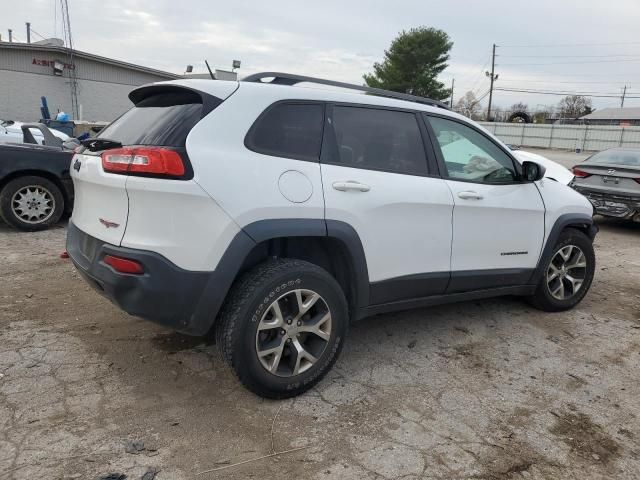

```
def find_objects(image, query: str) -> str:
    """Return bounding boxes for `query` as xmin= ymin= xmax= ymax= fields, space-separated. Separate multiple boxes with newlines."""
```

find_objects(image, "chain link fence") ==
xmin=479 ymin=122 xmax=640 ymax=152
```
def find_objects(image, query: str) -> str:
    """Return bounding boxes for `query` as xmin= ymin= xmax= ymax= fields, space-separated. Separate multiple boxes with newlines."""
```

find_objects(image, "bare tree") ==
xmin=558 ymin=95 xmax=593 ymax=119
xmin=509 ymin=102 xmax=529 ymax=114
xmin=455 ymin=91 xmax=481 ymax=119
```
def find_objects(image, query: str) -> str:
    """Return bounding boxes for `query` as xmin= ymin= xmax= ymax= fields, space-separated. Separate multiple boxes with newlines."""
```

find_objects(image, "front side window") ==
xmin=427 ymin=116 xmax=518 ymax=184
xmin=246 ymin=103 xmax=324 ymax=161
xmin=328 ymin=106 xmax=428 ymax=176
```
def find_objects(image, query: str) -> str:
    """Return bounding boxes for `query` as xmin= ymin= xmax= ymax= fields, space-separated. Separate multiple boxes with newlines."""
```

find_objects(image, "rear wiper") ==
xmin=81 ymin=138 xmax=122 ymax=152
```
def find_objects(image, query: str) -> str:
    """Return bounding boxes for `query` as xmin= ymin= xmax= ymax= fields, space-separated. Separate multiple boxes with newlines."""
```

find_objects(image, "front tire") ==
xmin=529 ymin=228 xmax=595 ymax=312
xmin=216 ymin=259 xmax=349 ymax=399
xmin=0 ymin=176 xmax=64 ymax=231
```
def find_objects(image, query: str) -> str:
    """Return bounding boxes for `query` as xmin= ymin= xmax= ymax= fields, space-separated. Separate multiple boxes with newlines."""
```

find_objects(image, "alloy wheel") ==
xmin=11 ymin=185 xmax=55 ymax=224
xmin=546 ymin=245 xmax=587 ymax=300
xmin=255 ymin=289 xmax=332 ymax=377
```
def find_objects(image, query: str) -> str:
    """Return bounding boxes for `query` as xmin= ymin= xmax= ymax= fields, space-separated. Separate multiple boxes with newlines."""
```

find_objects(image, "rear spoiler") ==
xmin=128 ymin=84 xmax=222 ymax=116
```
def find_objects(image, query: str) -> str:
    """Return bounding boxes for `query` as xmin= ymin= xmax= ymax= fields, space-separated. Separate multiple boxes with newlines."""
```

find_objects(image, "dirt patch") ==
xmin=549 ymin=410 xmax=621 ymax=463
xmin=150 ymin=332 xmax=214 ymax=352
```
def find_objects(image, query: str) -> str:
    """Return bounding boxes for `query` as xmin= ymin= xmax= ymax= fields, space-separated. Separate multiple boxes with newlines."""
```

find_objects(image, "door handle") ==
xmin=457 ymin=191 xmax=483 ymax=200
xmin=332 ymin=181 xmax=371 ymax=192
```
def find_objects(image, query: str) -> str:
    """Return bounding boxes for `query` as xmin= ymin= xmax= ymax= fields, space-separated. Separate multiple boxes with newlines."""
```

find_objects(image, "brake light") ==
xmin=635 ymin=179 xmax=640 ymax=184
xmin=103 ymin=255 xmax=145 ymax=274
xmin=101 ymin=147 xmax=185 ymax=177
xmin=572 ymin=167 xmax=591 ymax=178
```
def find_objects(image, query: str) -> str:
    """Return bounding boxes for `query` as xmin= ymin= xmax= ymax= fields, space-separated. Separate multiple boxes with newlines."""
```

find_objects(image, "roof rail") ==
xmin=242 ymin=72 xmax=450 ymax=110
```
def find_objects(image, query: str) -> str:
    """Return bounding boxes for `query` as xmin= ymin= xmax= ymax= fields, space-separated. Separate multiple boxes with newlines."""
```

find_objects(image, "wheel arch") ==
xmin=530 ymin=213 xmax=596 ymax=285
xmin=0 ymin=170 xmax=70 ymax=211
xmin=189 ymin=219 xmax=370 ymax=335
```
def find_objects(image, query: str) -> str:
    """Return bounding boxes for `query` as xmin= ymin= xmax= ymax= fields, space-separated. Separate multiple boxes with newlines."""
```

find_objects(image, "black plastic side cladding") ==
xmin=190 ymin=219 xmax=370 ymax=333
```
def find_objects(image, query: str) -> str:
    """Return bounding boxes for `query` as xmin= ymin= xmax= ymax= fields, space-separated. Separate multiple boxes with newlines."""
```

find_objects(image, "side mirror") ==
xmin=522 ymin=161 xmax=546 ymax=182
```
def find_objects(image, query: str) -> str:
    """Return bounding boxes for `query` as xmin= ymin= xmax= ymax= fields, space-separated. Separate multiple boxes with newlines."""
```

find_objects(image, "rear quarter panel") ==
xmin=185 ymin=85 xmax=325 ymax=228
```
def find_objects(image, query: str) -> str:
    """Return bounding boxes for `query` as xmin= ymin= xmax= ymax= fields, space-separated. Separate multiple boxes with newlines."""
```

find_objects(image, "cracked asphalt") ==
xmin=1 ymin=214 xmax=639 ymax=479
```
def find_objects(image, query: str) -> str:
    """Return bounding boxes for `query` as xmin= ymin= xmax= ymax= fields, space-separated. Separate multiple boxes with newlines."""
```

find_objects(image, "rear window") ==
xmin=587 ymin=149 xmax=640 ymax=166
xmin=97 ymin=91 xmax=203 ymax=147
xmin=246 ymin=103 xmax=324 ymax=161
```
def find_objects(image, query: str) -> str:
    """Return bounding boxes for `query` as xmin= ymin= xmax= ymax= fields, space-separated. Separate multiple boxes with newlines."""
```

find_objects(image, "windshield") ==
xmin=587 ymin=149 xmax=640 ymax=166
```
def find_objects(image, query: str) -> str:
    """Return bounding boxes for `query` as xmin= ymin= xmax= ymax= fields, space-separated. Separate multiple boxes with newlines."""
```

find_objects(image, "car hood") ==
xmin=513 ymin=150 xmax=574 ymax=185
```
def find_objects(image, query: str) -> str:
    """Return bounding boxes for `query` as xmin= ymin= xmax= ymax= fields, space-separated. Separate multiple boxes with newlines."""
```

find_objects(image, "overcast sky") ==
xmin=4 ymin=0 xmax=640 ymax=111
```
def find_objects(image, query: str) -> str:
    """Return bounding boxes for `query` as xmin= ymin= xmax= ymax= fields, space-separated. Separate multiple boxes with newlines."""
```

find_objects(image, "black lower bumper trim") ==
xmin=66 ymin=221 xmax=212 ymax=334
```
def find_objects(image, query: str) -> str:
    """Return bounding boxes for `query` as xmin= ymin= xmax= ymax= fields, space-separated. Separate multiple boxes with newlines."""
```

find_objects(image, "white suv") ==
xmin=67 ymin=73 xmax=597 ymax=398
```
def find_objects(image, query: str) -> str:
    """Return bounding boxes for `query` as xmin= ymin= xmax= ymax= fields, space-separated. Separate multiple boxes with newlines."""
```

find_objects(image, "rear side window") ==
xmin=246 ymin=103 xmax=324 ymax=161
xmin=327 ymin=106 xmax=428 ymax=176
xmin=97 ymin=91 xmax=204 ymax=147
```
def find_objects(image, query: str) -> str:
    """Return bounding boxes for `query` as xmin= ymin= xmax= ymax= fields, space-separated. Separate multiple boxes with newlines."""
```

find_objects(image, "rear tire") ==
xmin=0 ymin=176 xmax=64 ymax=231
xmin=529 ymin=228 xmax=595 ymax=312
xmin=216 ymin=259 xmax=348 ymax=399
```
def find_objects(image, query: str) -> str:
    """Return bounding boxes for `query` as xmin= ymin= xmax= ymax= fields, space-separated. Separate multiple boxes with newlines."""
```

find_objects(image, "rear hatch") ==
xmin=70 ymin=82 xmax=236 ymax=246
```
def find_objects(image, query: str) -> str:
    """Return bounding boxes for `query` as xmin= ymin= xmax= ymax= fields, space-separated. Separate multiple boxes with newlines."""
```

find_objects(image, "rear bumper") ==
xmin=572 ymin=185 xmax=640 ymax=219
xmin=66 ymin=221 xmax=214 ymax=335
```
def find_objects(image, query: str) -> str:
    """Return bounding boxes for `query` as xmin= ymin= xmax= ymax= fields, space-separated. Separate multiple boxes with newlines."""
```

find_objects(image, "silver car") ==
xmin=571 ymin=148 xmax=640 ymax=221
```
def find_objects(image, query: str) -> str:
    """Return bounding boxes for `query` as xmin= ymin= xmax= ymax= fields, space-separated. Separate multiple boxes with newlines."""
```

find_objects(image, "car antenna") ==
xmin=204 ymin=60 xmax=215 ymax=80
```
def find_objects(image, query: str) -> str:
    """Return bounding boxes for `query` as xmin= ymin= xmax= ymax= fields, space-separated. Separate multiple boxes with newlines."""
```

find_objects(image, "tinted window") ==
xmin=247 ymin=103 xmax=324 ymax=161
xmin=97 ymin=91 xmax=203 ymax=147
xmin=586 ymin=149 xmax=640 ymax=166
xmin=329 ymin=107 xmax=428 ymax=176
xmin=427 ymin=116 xmax=517 ymax=184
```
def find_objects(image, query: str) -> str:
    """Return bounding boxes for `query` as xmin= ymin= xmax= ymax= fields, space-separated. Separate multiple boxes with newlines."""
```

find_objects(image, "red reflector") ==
xmin=102 ymin=147 xmax=185 ymax=177
xmin=103 ymin=255 xmax=145 ymax=274
xmin=572 ymin=167 xmax=591 ymax=178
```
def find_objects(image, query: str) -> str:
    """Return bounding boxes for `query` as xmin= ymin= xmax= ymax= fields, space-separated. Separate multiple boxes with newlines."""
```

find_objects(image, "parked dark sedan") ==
xmin=571 ymin=148 xmax=640 ymax=221
xmin=0 ymin=124 xmax=75 ymax=231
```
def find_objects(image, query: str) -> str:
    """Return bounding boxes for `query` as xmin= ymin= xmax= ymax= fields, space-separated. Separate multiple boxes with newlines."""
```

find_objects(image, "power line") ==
xmin=29 ymin=27 xmax=49 ymax=41
xmin=495 ymin=87 xmax=640 ymax=99
xmin=498 ymin=41 xmax=640 ymax=48
xmin=498 ymin=79 xmax=635 ymax=85
xmin=498 ymin=58 xmax=640 ymax=66
xmin=498 ymin=53 xmax=640 ymax=58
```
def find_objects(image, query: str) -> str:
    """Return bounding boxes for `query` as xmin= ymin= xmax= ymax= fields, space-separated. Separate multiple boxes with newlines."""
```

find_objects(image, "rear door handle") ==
xmin=457 ymin=191 xmax=483 ymax=200
xmin=332 ymin=181 xmax=371 ymax=192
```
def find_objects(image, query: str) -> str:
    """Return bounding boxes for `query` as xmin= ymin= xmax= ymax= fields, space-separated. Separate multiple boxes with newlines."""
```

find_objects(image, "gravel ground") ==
xmin=1 ymin=214 xmax=639 ymax=479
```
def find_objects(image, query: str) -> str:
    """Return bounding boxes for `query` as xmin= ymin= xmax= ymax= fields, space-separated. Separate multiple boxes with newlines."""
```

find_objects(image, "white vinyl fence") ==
xmin=478 ymin=122 xmax=640 ymax=152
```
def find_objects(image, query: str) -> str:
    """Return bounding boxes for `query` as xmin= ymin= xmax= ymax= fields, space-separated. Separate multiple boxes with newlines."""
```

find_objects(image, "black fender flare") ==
xmin=529 ymin=213 xmax=597 ymax=285
xmin=188 ymin=218 xmax=370 ymax=335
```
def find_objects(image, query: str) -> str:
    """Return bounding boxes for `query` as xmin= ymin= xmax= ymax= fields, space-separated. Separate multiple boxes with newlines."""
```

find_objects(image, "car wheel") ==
xmin=216 ymin=258 xmax=349 ymax=399
xmin=0 ymin=176 xmax=65 ymax=231
xmin=529 ymin=228 xmax=595 ymax=312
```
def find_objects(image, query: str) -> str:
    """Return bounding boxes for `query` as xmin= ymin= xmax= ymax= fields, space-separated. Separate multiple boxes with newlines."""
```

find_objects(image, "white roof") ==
xmin=581 ymin=107 xmax=640 ymax=121
xmin=152 ymin=78 xmax=464 ymax=120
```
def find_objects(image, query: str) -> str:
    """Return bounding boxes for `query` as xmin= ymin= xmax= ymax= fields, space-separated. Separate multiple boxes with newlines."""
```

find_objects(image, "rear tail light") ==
xmin=635 ymin=179 xmax=640 ymax=184
xmin=103 ymin=254 xmax=145 ymax=275
xmin=102 ymin=147 xmax=185 ymax=177
xmin=572 ymin=167 xmax=591 ymax=178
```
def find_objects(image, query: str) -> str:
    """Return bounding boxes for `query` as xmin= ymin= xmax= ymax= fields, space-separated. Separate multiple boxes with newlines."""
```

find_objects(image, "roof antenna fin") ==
xmin=204 ymin=60 xmax=215 ymax=80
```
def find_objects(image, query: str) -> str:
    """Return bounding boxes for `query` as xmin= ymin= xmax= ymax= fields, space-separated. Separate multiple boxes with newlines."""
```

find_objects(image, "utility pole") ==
xmin=8 ymin=29 xmax=12 ymax=42
xmin=621 ymin=85 xmax=627 ymax=108
xmin=25 ymin=22 xmax=31 ymax=43
xmin=486 ymin=44 xmax=498 ymax=121
xmin=450 ymin=78 xmax=455 ymax=108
